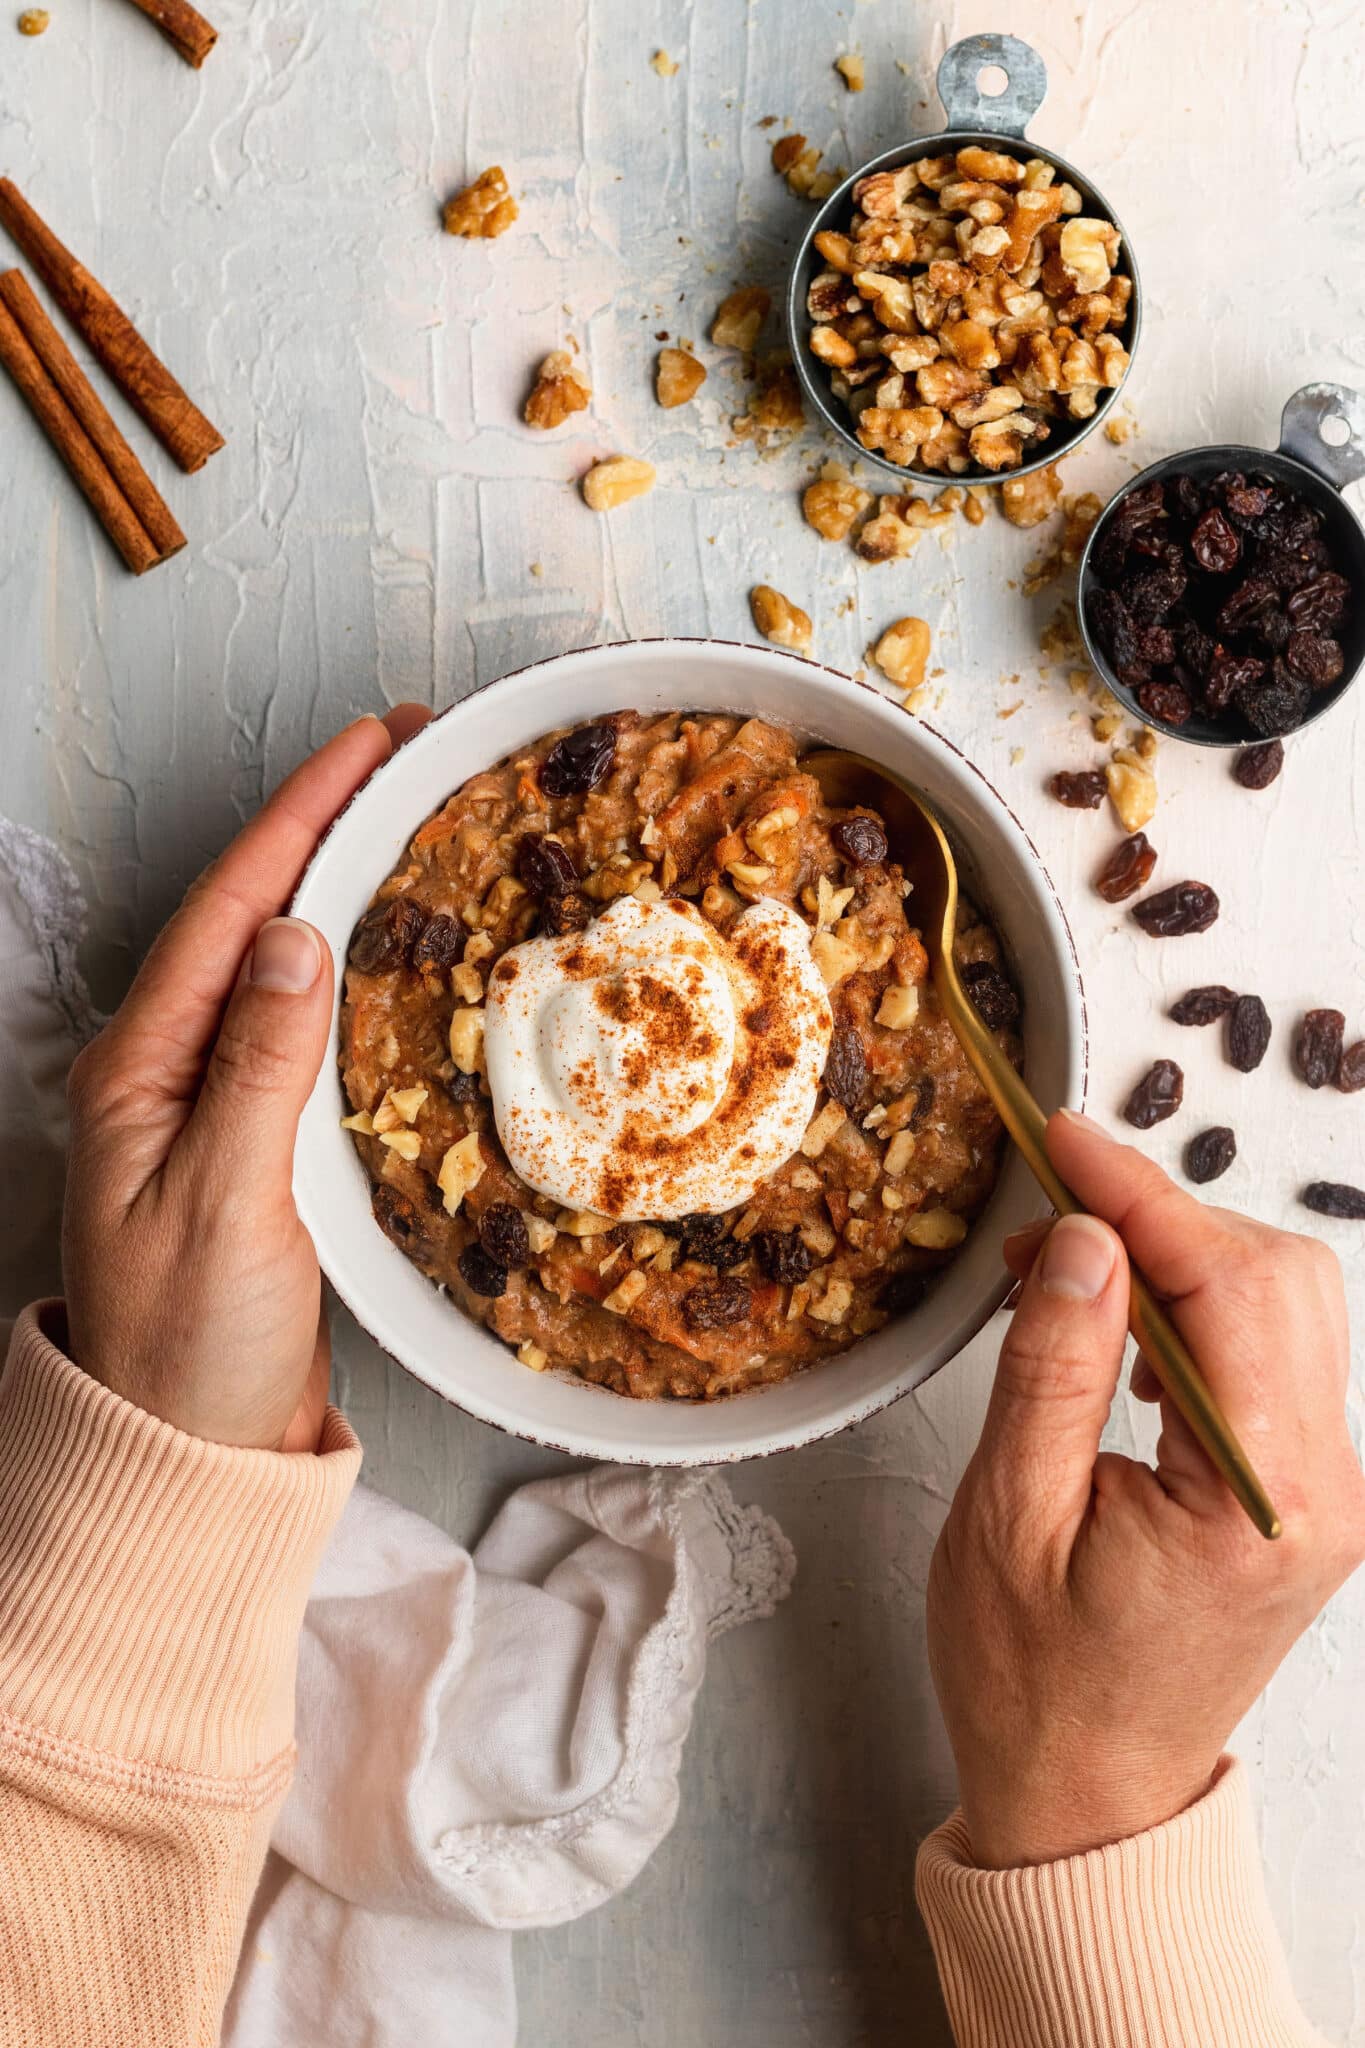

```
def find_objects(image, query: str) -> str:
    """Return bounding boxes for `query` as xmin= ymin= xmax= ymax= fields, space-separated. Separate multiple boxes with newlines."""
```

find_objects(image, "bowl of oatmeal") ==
xmin=292 ymin=639 xmax=1086 ymax=1463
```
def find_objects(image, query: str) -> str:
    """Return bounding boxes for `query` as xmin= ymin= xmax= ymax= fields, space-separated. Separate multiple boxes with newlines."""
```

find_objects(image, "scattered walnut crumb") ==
xmin=711 ymin=285 xmax=770 ymax=351
xmin=1040 ymin=602 xmax=1083 ymax=664
xmin=1067 ymin=667 xmax=1092 ymax=695
xmin=443 ymin=166 xmax=518 ymax=239
xmin=1133 ymin=726 xmax=1159 ymax=761
xmin=1106 ymin=749 xmax=1157 ymax=832
xmin=962 ymin=487 xmax=989 ymax=526
xmin=1104 ymin=409 xmax=1136 ymax=445
xmin=17 ymin=8 xmax=49 ymax=31
xmin=517 ymin=1339 xmax=549 ymax=1373
xmin=582 ymin=456 xmax=656 ymax=511
xmin=1093 ymin=710 xmax=1122 ymax=742
xmin=733 ymin=355 xmax=804 ymax=442
xmin=835 ymin=52 xmax=865 ymax=91
xmin=656 ymin=346 xmax=707 ymax=408
xmin=772 ymin=132 xmax=839 ymax=200
xmin=523 ymin=348 xmax=591 ymax=430
xmin=651 ymin=48 xmax=679 ymax=76
xmin=750 ymin=583 xmax=812 ymax=654
xmin=1060 ymin=491 xmax=1103 ymax=564
xmin=999 ymin=462 xmax=1063 ymax=529
xmin=1010 ymin=745 xmax=1026 ymax=765
xmin=871 ymin=616 xmax=931 ymax=692
xmin=529 ymin=561 xmax=544 ymax=577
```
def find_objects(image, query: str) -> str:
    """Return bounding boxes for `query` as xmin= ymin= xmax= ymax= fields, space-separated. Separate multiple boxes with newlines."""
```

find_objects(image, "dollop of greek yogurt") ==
xmin=483 ymin=893 xmax=833 ymax=1221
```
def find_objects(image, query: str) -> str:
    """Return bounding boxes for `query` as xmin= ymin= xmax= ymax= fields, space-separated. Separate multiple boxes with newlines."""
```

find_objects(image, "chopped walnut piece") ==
xmin=810 ymin=929 xmax=862 ymax=987
xmin=650 ymin=48 xmax=679 ymax=76
xmin=1104 ymin=408 xmax=1135 ymax=445
xmin=750 ymin=583 xmax=812 ymax=654
xmin=884 ymin=1129 xmax=917 ymax=1179
xmin=448 ymin=1006 xmax=486 ymax=1074
xmin=1106 ymin=750 xmax=1157 ymax=833
xmin=1058 ymin=217 xmax=1117 ymax=293
xmin=340 ymin=1109 xmax=375 ymax=1136
xmin=1060 ymin=491 xmax=1103 ymax=563
xmin=524 ymin=1215 xmax=557 ymax=1256
xmin=656 ymin=346 xmax=707 ymax=408
xmin=999 ymin=462 xmax=1062 ymax=529
xmin=807 ymin=1276 xmax=855 ymax=1325
xmin=803 ymin=468 xmax=873 ymax=541
xmin=17 ymin=8 xmax=49 ymax=29
xmin=801 ymin=1101 xmax=849 ymax=1160
xmin=875 ymin=982 xmax=920 ymax=1030
xmin=962 ymin=487 xmax=989 ymax=525
xmin=711 ymin=286 xmax=770 ymax=352
xmin=871 ymin=616 xmax=931 ymax=692
xmin=904 ymin=1207 xmax=968 ymax=1250
xmin=736 ymin=356 xmax=804 ymax=440
xmin=556 ymin=1208 xmax=613 ymax=1236
xmin=443 ymin=166 xmax=518 ymax=240
xmin=581 ymin=456 xmax=656 ymax=511
xmin=378 ymin=1128 xmax=422 ymax=1162
xmin=518 ymin=1339 xmax=549 ymax=1372
xmin=855 ymin=497 xmax=921 ymax=562
xmin=372 ymin=1084 xmax=429 ymax=1133
xmin=603 ymin=1270 xmax=648 ymax=1315
xmin=835 ymin=52 xmax=865 ymax=90
xmin=523 ymin=349 xmax=591 ymax=430
xmin=451 ymin=961 xmax=483 ymax=1005
xmin=436 ymin=1132 xmax=486 ymax=1215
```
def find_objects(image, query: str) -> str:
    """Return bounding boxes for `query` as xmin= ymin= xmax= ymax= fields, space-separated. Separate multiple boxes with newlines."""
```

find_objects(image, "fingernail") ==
xmin=341 ymin=712 xmax=383 ymax=736
xmin=249 ymin=917 xmax=323 ymax=993
xmin=1057 ymin=1108 xmax=1113 ymax=1142
xmin=1037 ymin=1213 xmax=1116 ymax=1301
xmin=1003 ymin=1218 xmax=1051 ymax=1258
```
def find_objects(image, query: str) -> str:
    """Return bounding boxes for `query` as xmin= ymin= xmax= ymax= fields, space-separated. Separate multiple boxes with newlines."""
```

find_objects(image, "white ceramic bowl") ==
xmin=292 ymin=639 xmax=1087 ymax=1463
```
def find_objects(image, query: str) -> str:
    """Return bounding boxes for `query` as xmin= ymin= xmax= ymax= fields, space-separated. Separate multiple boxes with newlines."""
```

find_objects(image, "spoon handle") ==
xmin=937 ymin=962 xmax=1282 ymax=1541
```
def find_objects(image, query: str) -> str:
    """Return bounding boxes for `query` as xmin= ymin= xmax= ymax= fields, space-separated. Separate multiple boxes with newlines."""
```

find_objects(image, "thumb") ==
xmin=974 ymin=1213 xmax=1131 ymax=1545
xmin=182 ymin=916 xmax=333 ymax=1188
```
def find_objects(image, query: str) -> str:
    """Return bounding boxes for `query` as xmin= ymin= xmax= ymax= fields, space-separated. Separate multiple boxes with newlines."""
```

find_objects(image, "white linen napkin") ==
xmin=0 ymin=818 xmax=796 ymax=2048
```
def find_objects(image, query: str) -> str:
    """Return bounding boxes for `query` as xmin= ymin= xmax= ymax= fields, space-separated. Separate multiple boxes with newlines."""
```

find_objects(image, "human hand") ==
xmin=61 ymin=705 xmax=431 ymax=1453
xmin=927 ymin=1109 xmax=1365 ymax=1869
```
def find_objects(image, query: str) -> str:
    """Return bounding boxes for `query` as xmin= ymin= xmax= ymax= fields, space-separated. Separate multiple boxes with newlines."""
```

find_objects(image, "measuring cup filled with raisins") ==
xmin=1079 ymin=383 xmax=1365 ymax=747
xmin=785 ymin=32 xmax=1142 ymax=487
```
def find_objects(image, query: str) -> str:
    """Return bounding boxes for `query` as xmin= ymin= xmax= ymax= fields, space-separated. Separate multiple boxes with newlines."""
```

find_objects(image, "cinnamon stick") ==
xmin=0 ymin=298 xmax=159 ymax=573
xmin=0 ymin=270 xmax=185 ymax=562
xmin=119 ymin=0 xmax=217 ymax=67
xmin=0 ymin=178 xmax=225 ymax=473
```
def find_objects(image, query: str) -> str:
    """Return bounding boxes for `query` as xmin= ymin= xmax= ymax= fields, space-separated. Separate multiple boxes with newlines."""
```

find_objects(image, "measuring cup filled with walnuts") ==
xmin=1078 ymin=383 xmax=1365 ymax=748
xmin=785 ymin=32 xmax=1141 ymax=487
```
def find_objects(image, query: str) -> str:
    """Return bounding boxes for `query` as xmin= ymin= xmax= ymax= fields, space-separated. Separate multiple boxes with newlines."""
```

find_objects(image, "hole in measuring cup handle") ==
xmin=1278 ymin=381 xmax=1365 ymax=493
xmin=935 ymin=33 xmax=1047 ymax=138
xmin=1321 ymin=416 xmax=1350 ymax=448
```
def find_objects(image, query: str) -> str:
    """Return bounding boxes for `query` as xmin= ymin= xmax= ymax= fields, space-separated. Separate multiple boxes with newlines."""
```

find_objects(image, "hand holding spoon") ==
xmin=803 ymin=747 xmax=1281 ymax=1542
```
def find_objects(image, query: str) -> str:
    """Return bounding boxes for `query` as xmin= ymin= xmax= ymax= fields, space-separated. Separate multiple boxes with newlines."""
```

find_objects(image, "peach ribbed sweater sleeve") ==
xmin=916 ymin=1758 xmax=1329 ymax=2047
xmin=0 ymin=1305 xmax=361 ymax=2048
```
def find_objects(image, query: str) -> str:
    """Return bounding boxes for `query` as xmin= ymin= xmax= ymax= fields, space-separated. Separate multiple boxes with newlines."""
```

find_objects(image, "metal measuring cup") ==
xmin=1078 ymin=383 xmax=1365 ymax=747
xmin=785 ymin=32 xmax=1142 ymax=488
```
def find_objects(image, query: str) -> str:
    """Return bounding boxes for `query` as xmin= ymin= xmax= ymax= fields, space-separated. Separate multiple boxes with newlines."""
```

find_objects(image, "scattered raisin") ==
xmin=1186 ymin=1126 xmax=1236 ymax=1184
xmin=540 ymin=723 xmax=616 ymax=796
xmin=1095 ymin=831 xmax=1157 ymax=904
xmin=1285 ymin=632 xmax=1344 ymax=689
xmin=349 ymin=897 xmax=425 ymax=973
xmin=517 ymin=834 xmax=579 ymax=895
xmin=1226 ymin=994 xmax=1272 ymax=1073
xmin=1190 ymin=507 xmax=1240 ymax=574
xmin=907 ymin=1074 xmax=937 ymax=1130
xmin=1132 ymin=881 xmax=1220 ymax=937
xmin=682 ymin=1276 xmax=751 ymax=1328
xmin=457 ymin=1242 xmax=508 ymax=1297
xmin=1123 ymin=1058 xmax=1184 ymax=1130
xmin=832 ymin=814 xmax=888 ymax=866
xmin=879 ymin=1269 xmax=929 ymax=1315
xmin=1137 ymin=679 xmax=1193 ymax=727
xmin=1169 ymin=985 xmax=1239 ymax=1026
xmin=1233 ymin=741 xmax=1283 ymax=790
xmin=961 ymin=960 xmax=1020 ymax=1030
xmin=543 ymin=890 xmax=592 ymax=935
xmin=1049 ymin=769 xmax=1108 ymax=810
xmin=411 ymin=912 xmax=462 ymax=971
xmin=1302 ymin=1182 xmax=1365 ymax=1220
xmin=478 ymin=1203 xmax=531 ymax=1267
xmin=372 ymin=1184 xmax=426 ymax=1252
xmin=753 ymin=1229 xmax=814 ymax=1286
xmin=1338 ymin=1042 xmax=1365 ymax=1094
xmin=824 ymin=1025 xmax=868 ymax=1109
xmin=1294 ymin=1009 xmax=1345 ymax=1089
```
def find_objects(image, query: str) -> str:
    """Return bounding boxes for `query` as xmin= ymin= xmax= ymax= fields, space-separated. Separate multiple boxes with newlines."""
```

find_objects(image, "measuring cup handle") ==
xmin=935 ymin=34 xmax=1047 ymax=139
xmin=1278 ymin=383 xmax=1365 ymax=492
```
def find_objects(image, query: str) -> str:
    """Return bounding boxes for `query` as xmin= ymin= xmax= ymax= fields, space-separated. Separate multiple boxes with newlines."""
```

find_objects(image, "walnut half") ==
xmin=582 ymin=457 xmax=656 ymax=512
xmin=524 ymin=350 xmax=591 ymax=430
xmin=750 ymin=584 xmax=812 ymax=655
xmin=443 ymin=166 xmax=518 ymax=240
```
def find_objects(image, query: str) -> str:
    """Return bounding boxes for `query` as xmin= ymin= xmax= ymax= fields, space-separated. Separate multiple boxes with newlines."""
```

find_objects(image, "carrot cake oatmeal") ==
xmin=339 ymin=711 xmax=1020 ymax=1400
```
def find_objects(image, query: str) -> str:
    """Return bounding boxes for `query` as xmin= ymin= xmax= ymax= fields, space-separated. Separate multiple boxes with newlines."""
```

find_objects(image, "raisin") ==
xmin=1137 ymin=679 xmax=1193 ymax=727
xmin=961 ymin=960 xmax=1020 ymax=1030
xmin=1186 ymin=1126 xmax=1237 ymax=1184
xmin=1089 ymin=588 xmax=1145 ymax=676
xmin=478 ymin=1203 xmax=531 ymax=1267
xmin=879 ymin=1269 xmax=929 ymax=1315
xmin=349 ymin=897 xmax=425 ymax=974
xmin=832 ymin=814 xmax=888 ymax=867
xmin=1132 ymin=881 xmax=1219 ymax=937
xmin=1172 ymin=474 xmax=1204 ymax=524
xmin=1169 ymin=985 xmax=1239 ymax=1026
xmin=1126 ymin=566 xmax=1186 ymax=622
xmin=908 ymin=1081 xmax=941 ymax=1130
xmin=1257 ymin=544 xmax=1321 ymax=595
xmin=540 ymin=723 xmax=617 ymax=797
xmin=1302 ymin=1182 xmax=1365 ymax=1220
xmin=1338 ymin=1042 xmax=1365 ymax=1094
xmin=372 ymin=1184 xmax=426 ymax=1252
xmin=1204 ymin=651 xmax=1263 ymax=715
xmin=1215 ymin=576 xmax=1277 ymax=636
xmin=543 ymin=890 xmax=592 ymax=935
xmin=753 ymin=1229 xmax=814 ymax=1285
xmin=1233 ymin=740 xmax=1283 ymax=790
xmin=1177 ymin=618 xmax=1216 ymax=679
xmin=411 ymin=912 xmax=462 ymax=971
xmin=1256 ymin=607 xmax=1292 ymax=654
xmin=1122 ymin=1059 xmax=1184 ymax=1130
xmin=1223 ymin=478 xmax=1274 ymax=524
xmin=1134 ymin=624 xmax=1177 ymax=665
xmin=824 ymin=1025 xmax=868 ymax=1109
xmin=1287 ymin=571 xmax=1350 ymax=633
xmin=517 ymin=833 xmax=579 ymax=895
xmin=1294 ymin=1009 xmax=1345 ymax=1089
xmin=677 ymin=1213 xmax=744 ymax=1269
xmin=458 ymin=1242 xmax=508 ymax=1297
xmin=1285 ymin=632 xmax=1344 ymax=689
xmin=1095 ymin=831 xmax=1157 ymax=904
xmin=446 ymin=1069 xmax=482 ymax=1102
xmin=1226 ymin=994 xmax=1272 ymax=1073
xmin=1049 ymin=769 xmax=1108 ymax=809
xmin=1238 ymin=661 xmax=1310 ymax=738
xmin=1190 ymin=507 xmax=1240 ymax=574
xmin=682 ymin=1277 xmax=751 ymax=1329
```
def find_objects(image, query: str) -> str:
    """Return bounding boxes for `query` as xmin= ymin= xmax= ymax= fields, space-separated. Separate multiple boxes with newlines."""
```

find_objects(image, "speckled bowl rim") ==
xmin=292 ymin=638 xmax=1089 ymax=1465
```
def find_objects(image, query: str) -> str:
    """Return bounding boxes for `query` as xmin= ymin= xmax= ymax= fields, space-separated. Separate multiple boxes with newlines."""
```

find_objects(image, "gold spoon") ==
xmin=804 ymin=747 xmax=1282 ymax=1542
